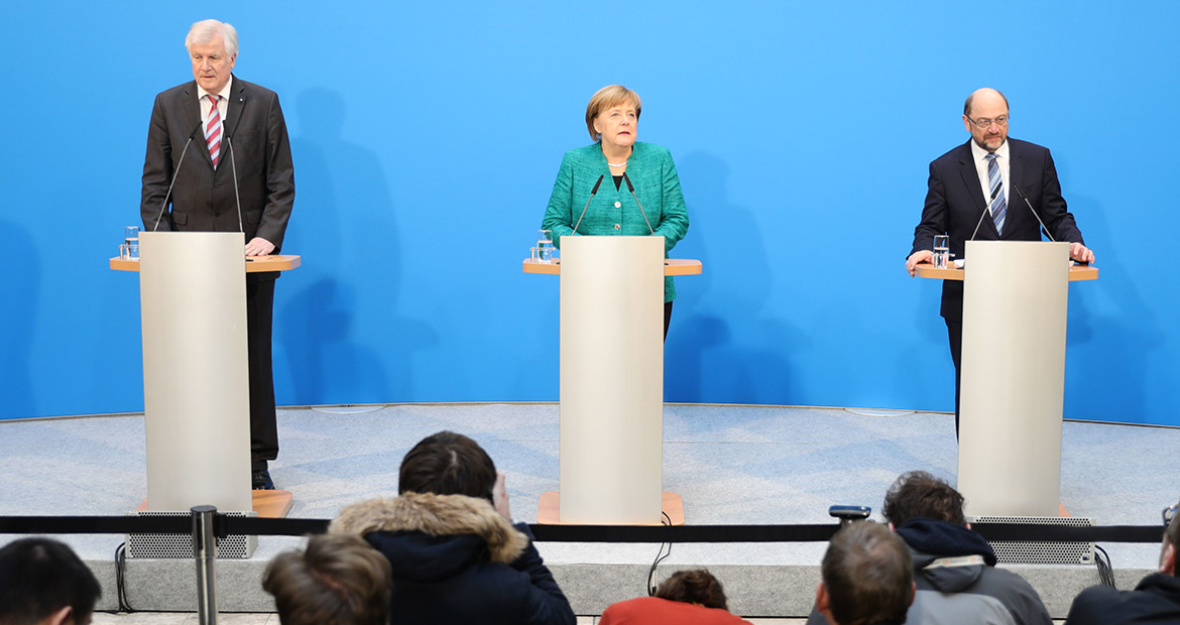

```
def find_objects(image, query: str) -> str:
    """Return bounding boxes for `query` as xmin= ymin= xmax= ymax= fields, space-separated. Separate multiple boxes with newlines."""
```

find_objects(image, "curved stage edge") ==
xmin=0 ymin=403 xmax=1173 ymax=617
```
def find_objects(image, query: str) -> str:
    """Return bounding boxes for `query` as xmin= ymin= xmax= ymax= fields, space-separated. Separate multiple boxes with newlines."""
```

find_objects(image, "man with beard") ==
xmin=905 ymin=88 xmax=1094 ymax=435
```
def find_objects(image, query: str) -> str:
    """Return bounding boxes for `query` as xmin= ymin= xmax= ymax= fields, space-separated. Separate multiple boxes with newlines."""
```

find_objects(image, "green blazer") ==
xmin=542 ymin=141 xmax=690 ymax=302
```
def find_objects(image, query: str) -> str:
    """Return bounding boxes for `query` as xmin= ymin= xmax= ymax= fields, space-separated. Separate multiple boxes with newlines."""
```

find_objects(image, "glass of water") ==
xmin=933 ymin=235 xmax=950 ymax=269
xmin=125 ymin=226 xmax=140 ymax=260
xmin=537 ymin=229 xmax=556 ymax=263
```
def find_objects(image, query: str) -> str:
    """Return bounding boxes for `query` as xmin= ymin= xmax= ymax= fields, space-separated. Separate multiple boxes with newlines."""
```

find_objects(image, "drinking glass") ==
xmin=933 ymin=235 xmax=950 ymax=269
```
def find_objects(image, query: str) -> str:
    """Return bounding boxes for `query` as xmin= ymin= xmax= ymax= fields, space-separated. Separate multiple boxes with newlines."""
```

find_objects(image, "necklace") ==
xmin=606 ymin=148 xmax=632 ymax=168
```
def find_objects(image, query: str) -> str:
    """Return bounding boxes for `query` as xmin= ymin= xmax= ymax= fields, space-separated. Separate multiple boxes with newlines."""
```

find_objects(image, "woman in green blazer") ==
xmin=541 ymin=85 xmax=690 ymax=338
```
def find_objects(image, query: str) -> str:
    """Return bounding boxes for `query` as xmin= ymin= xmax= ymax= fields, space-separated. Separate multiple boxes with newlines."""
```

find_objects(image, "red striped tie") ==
xmin=205 ymin=94 xmax=222 ymax=169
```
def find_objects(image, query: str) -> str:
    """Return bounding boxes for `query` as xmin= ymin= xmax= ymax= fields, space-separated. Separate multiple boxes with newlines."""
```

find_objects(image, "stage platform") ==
xmin=1 ymin=403 xmax=1175 ymax=619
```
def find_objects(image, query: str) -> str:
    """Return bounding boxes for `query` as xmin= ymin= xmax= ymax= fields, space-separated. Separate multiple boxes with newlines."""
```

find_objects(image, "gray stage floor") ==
xmin=1 ymin=404 xmax=1176 ymax=618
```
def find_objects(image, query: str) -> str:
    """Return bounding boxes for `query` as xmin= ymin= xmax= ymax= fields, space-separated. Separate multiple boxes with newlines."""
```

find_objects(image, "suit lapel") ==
xmin=957 ymin=141 xmax=999 ymax=239
xmin=224 ymin=76 xmax=247 ymax=143
xmin=1008 ymin=140 xmax=1024 ymax=235
xmin=183 ymin=83 xmax=213 ymax=169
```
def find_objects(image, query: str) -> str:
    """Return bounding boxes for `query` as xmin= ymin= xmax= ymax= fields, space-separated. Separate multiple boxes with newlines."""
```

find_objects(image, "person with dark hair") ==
xmin=1063 ymin=500 xmax=1180 ymax=624
xmin=330 ymin=431 xmax=574 ymax=625
xmin=807 ymin=470 xmax=1051 ymax=624
xmin=0 ymin=538 xmax=101 ymax=625
xmin=881 ymin=469 xmax=967 ymax=527
xmin=816 ymin=521 xmax=914 ymax=625
xmin=262 ymin=534 xmax=391 ymax=625
xmin=598 ymin=569 xmax=753 ymax=624
xmin=397 ymin=430 xmax=498 ymax=502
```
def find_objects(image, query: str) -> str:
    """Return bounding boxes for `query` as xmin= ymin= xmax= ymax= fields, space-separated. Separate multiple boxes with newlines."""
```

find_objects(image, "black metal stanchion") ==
xmin=191 ymin=505 xmax=218 ymax=625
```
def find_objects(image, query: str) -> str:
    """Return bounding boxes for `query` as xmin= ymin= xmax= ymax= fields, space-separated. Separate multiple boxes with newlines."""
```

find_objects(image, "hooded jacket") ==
xmin=896 ymin=518 xmax=1051 ymax=625
xmin=1064 ymin=572 xmax=1180 ymax=625
xmin=330 ymin=492 xmax=575 ymax=625
xmin=806 ymin=518 xmax=1051 ymax=625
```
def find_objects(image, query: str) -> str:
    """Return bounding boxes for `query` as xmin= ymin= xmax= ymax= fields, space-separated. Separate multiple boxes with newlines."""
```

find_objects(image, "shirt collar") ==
xmin=970 ymin=137 xmax=1009 ymax=163
xmin=197 ymin=76 xmax=234 ymax=103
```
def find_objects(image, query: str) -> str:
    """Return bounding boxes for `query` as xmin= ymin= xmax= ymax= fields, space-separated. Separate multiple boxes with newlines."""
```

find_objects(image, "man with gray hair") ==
xmin=905 ymin=88 xmax=1093 ymax=435
xmin=140 ymin=19 xmax=295 ymax=490
xmin=815 ymin=521 xmax=915 ymax=625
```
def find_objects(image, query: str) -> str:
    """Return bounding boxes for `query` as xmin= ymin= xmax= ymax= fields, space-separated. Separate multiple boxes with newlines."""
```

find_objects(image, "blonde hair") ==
xmin=585 ymin=85 xmax=642 ymax=142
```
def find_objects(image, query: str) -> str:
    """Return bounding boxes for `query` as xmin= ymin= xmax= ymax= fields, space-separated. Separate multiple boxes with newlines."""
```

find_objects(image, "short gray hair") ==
xmin=185 ymin=19 xmax=238 ymax=58
xmin=963 ymin=88 xmax=1009 ymax=116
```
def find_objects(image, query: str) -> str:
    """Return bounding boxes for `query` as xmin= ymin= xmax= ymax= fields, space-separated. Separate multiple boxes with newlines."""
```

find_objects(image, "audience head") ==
xmin=262 ymin=534 xmax=392 ymax=625
xmin=654 ymin=569 xmax=728 ymax=610
xmin=817 ymin=522 xmax=914 ymax=625
xmin=882 ymin=470 xmax=966 ymax=527
xmin=0 ymin=538 xmax=101 ymax=625
xmin=398 ymin=431 xmax=497 ymax=504
xmin=1162 ymin=499 xmax=1180 ymax=576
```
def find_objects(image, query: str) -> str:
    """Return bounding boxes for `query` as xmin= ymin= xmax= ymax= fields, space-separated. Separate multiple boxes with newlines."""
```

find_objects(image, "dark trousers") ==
xmin=664 ymin=301 xmax=673 ymax=342
xmin=946 ymin=317 xmax=963 ymax=438
xmin=247 ymin=276 xmax=279 ymax=470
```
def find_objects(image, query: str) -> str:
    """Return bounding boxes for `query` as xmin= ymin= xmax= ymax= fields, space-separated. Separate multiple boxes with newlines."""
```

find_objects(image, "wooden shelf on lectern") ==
xmin=535 ymin=492 xmax=684 ymax=525
xmin=110 ymin=254 xmax=301 ymax=273
xmin=523 ymin=258 xmax=701 ymax=276
xmin=137 ymin=490 xmax=293 ymax=518
xmin=916 ymin=263 xmax=1097 ymax=282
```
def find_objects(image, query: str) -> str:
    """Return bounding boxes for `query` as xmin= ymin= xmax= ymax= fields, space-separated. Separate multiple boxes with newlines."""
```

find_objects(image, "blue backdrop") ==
xmin=3 ymin=2 xmax=1177 ymax=425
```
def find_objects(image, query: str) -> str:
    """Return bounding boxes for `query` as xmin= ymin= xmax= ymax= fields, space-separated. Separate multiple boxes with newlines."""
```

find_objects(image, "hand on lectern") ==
xmin=906 ymin=250 xmax=933 ymax=277
xmin=1069 ymin=242 xmax=1095 ymax=264
xmin=493 ymin=471 xmax=512 ymax=521
xmin=245 ymin=237 xmax=275 ymax=257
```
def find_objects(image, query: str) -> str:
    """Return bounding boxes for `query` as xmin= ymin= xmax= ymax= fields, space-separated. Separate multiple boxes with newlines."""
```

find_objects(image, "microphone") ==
xmin=1013 ymin=183 xmax=1056 ymax=242
xmin=151 ymin=121 xmax=204 ymax=231
xmin=224 ymin=134 xmax=244 ymax=234
xmin=969 ymin=186 xmax=1000 ymax=241
xmin=622 ymin=173 xmax=655 ymax=235
xmin=571 ymin=175 xmax=605 ymax=235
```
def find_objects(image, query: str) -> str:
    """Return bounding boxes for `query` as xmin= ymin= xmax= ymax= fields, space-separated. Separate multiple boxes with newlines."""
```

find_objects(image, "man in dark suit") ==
xmin=906 ymin=88 xmax=1094 ymax=435
xmin=140 ymin=19 xmax=295 ymax=490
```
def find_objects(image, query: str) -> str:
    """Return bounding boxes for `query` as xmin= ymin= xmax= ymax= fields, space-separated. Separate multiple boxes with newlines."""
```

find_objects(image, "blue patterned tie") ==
xmin=986 ymin=153 xmax=1006 ymax=235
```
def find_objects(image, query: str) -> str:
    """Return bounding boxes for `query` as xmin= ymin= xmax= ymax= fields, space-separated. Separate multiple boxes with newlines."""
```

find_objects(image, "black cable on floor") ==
xmin=114 ymin=542 xmax=135 ymax=613
xmin=646 ymin=511 xmax=673 ymax=596
xmin=1094 ymin=545 xmax=1116 ymax=588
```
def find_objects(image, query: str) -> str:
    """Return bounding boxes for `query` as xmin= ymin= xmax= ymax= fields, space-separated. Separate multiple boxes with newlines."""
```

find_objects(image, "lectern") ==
xmin=111 ymin=232 xmax=299 ymax=524
xmin=523 ymin=236 xmax=701 ymax=524
xmin=918 ymin=241 xmax=1097 ymax=517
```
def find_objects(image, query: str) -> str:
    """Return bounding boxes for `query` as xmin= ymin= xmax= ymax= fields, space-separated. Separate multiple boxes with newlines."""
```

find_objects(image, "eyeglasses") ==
xmin=1163 ymin=503 xmax=1178 ymax=527
xmin=967 ymin=115 xmax=1009 ymax=129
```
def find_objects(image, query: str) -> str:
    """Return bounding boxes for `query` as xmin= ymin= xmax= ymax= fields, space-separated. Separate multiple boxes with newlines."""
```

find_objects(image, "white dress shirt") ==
xmin=197 ymin=77 xmax=233 ymax=129
xmin=970 ymin=138 xmax=1009 ymax=214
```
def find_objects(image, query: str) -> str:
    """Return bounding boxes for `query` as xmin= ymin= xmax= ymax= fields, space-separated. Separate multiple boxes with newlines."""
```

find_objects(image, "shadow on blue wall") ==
xmin=1 ymin=219 xmax=38 ymax=418
xmin=278 ymin=88 xmax=437 ymax=405
xmin=668 ymin=152 xmax=801 ymax=404
xmin=1063 ymin=195 xmax=1165 ymax=423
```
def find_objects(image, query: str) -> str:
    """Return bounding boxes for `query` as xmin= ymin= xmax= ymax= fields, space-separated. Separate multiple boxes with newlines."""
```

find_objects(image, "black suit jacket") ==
xmin=910 ymin=138 xmax=1084 ymax=320
xmin=140 ymin=76 xmax=295 ymax=252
